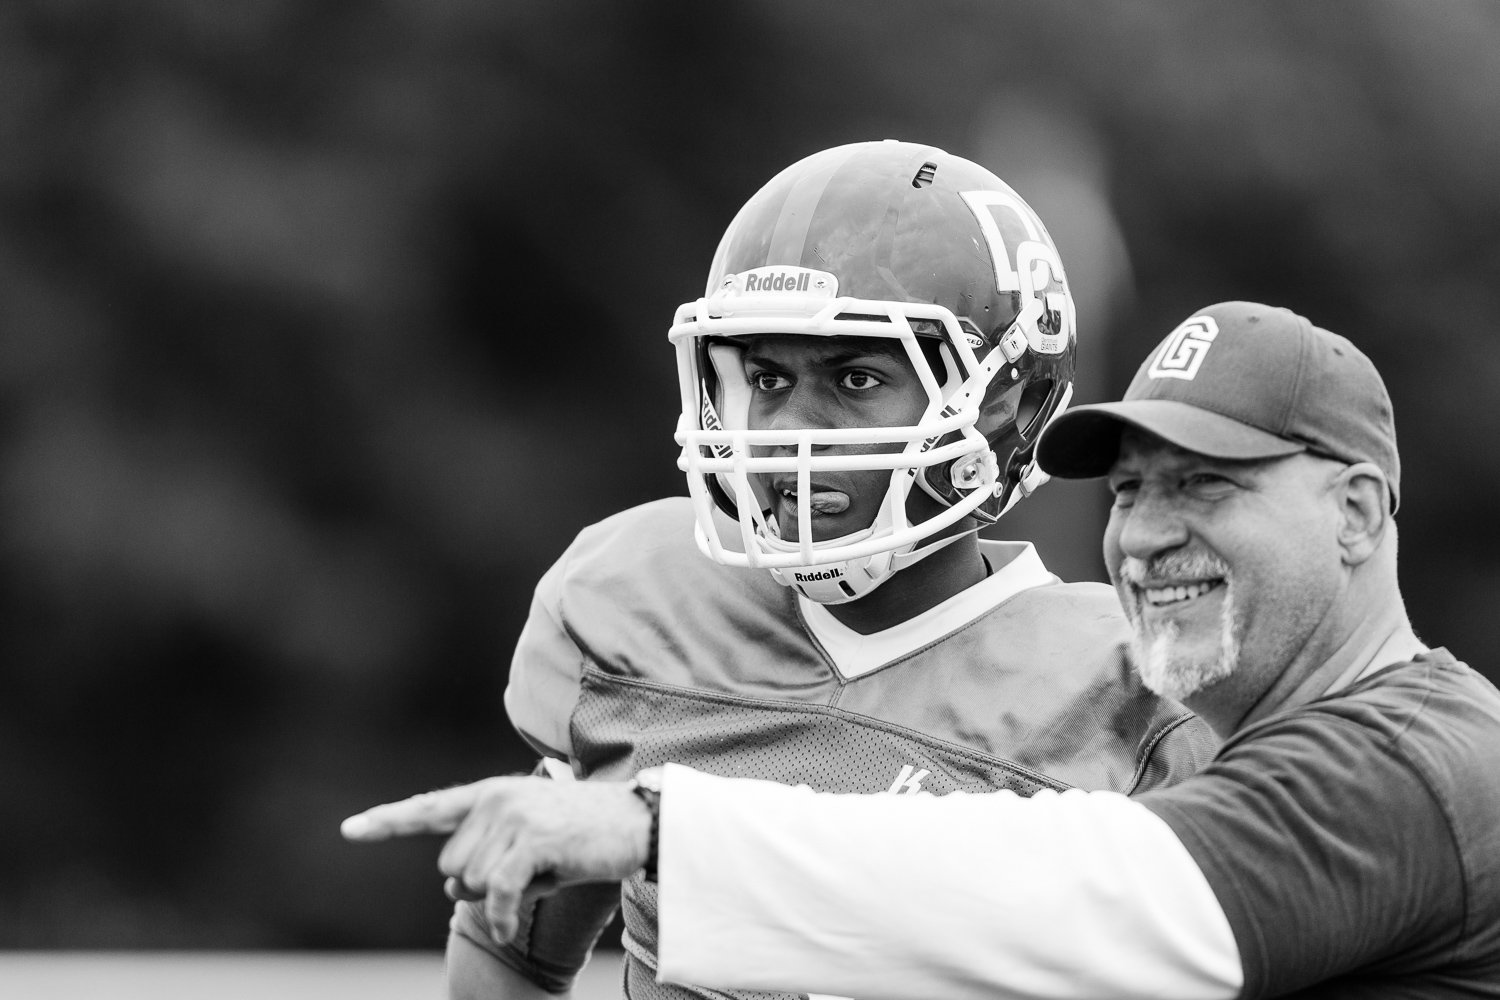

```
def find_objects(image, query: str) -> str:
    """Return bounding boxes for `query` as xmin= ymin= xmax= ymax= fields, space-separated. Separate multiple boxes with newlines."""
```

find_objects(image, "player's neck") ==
xmin=823 ymin=533 xmax=987 ymax=635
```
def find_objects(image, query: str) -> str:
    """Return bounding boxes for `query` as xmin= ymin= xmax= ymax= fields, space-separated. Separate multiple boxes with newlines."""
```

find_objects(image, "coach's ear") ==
xmin=1333 ymin=462 xmax=1390 ymax=567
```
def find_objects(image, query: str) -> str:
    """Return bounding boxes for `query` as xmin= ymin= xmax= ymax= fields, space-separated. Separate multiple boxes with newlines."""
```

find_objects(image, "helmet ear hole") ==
xmin=1017 ymin=379 xmax=1054 ymax=438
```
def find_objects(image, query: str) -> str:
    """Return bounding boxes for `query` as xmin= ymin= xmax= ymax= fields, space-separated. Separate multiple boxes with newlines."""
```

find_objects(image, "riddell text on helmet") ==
xmin=745 ymin=272 xmax=810 ymax=292
xmin=794 ymin=568 xmax=843 ymax=582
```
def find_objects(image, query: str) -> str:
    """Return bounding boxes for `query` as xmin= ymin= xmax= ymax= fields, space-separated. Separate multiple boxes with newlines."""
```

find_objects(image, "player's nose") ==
xmin=760 ymin=383 xmax=845 ymax=453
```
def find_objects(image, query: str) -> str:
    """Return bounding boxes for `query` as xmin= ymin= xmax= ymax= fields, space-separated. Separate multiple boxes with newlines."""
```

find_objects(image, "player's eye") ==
xmin=750 ymin=371 xmax=791 ymax=392
xmin=839 ymin=370 xmax=882 ymax=391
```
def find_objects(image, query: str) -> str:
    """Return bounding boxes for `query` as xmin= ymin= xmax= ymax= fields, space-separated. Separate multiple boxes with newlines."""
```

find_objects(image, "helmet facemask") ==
xmin=673 ymin=279 xmax=1013 ymax=603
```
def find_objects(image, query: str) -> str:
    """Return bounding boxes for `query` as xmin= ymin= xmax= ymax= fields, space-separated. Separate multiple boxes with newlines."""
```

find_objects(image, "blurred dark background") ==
xmin=2 ymin=0 xmax=1497 ymax=949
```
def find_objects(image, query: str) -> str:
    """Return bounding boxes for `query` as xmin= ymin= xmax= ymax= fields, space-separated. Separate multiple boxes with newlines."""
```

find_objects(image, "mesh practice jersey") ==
xmin=488 ymin=498 xmax=1218 ymax=999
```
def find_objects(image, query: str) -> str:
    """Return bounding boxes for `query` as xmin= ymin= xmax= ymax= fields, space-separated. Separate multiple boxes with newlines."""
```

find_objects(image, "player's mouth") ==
xmin=772 ymin=478 xmax=851 ymax=517
xmin=779 ymin=487 xmax=851 ymax=516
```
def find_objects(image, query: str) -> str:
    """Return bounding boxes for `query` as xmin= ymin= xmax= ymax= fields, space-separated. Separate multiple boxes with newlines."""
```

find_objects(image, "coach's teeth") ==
xmin=1144 ymin=580 xmax=1220 ymax=607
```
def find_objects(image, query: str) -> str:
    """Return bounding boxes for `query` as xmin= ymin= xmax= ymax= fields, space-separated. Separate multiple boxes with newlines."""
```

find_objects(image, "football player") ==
xmin=442 ymin=141 xmax=1218 ymax=999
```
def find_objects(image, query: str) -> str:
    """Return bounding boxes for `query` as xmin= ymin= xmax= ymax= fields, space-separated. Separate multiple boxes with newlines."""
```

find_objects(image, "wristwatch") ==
xmin=628 ymin=766 xmax=663 ymax=880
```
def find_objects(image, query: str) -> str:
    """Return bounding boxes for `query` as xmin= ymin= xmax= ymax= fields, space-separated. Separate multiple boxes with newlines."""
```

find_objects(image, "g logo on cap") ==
xmin=1148 ymin=316 xmax=1220 ymax=381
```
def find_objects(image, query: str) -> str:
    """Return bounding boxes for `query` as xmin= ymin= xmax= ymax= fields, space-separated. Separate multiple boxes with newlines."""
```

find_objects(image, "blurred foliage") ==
xmin=0 ymin=0 xmax=1496 ymax=947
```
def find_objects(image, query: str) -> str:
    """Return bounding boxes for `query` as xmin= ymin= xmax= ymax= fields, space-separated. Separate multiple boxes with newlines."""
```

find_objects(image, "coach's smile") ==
xmin=1142 ymin=578 xmax=1224 ymax=608
xmin=1133 ymin=575 xmax=1227 ymax=629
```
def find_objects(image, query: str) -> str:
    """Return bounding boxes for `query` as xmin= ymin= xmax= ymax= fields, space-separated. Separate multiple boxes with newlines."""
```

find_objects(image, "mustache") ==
xmin=1119 ymin=550 xmax=1231 ymax=588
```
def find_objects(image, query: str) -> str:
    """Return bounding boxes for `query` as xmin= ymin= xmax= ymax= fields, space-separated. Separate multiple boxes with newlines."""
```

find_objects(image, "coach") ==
xmin=345 ymin=302 xmax=1500 ymax=998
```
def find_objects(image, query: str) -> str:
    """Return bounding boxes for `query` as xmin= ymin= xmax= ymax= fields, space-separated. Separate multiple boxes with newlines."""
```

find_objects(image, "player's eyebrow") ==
xmin=742 ymin=340 xmax=913 ymax=369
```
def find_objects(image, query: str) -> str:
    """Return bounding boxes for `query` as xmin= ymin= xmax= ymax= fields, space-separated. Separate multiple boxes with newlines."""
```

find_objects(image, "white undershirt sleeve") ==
xmin=655 ymin=764 xmax=1241 ymax=1000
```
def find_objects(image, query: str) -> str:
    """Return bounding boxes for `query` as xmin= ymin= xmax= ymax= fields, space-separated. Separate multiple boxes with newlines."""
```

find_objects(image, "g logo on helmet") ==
xmin=1148 ymin=316 xmax=1220 ymax=380
xmin=960 ymin=189 xmax=1074 ymax=356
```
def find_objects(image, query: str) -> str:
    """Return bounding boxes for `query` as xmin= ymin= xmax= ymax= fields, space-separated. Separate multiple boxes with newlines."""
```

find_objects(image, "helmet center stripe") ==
xmin=767 ymin=145 xmax=863 ymax=266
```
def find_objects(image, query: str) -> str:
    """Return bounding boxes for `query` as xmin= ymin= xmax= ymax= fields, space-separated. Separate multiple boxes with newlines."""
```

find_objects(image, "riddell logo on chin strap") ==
xmin=793 ymin=568 xmax=843 ymax=582
xmin=745 ymin=272 xmax=810 ymax=292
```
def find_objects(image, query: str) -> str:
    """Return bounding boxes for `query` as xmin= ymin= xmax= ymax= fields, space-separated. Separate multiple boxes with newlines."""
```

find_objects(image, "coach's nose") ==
xmin=1114 ymin=479 xmax=1192 ymax=566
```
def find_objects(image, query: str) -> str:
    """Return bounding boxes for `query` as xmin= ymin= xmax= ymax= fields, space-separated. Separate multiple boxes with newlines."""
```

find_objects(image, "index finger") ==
xmin=341 ymin=783 xmax=487 ymax=842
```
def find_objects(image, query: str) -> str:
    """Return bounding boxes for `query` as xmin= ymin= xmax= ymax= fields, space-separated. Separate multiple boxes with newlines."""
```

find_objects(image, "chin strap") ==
xmin=774 ymin=523 xmax=984 ymax=605
xmin=888 ymin=524 xmax=980 ymax=573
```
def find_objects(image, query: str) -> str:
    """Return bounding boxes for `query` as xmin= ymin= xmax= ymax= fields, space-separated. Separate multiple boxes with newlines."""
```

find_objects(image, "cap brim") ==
xmin=1036 ymin=399 xmax=1306 ymax=479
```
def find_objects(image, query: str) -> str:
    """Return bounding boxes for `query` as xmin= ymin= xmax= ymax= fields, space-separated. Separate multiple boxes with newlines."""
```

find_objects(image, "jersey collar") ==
xmin=798 ymin=541 xmax=1056 ymax=680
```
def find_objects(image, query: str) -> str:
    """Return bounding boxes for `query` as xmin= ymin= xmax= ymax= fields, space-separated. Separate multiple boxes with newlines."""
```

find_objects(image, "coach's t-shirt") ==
xmin=1139 ymin=649 xmax=1500 ymax=998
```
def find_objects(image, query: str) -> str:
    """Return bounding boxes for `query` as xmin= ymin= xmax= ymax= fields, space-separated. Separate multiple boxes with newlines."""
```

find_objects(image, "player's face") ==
xmin=1103 ymin=429 xmax=1345 ymax=717
xmin=742 ymin=335 xmax=934 ymax=543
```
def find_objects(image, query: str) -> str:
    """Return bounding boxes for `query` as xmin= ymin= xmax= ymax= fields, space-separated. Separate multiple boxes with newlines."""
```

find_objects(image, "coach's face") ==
xmin=1104 ymin=428 xmax=1348 ymax=718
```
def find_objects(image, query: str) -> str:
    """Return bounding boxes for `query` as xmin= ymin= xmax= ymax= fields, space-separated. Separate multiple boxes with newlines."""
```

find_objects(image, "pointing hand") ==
xmin=341 ymin=775 xmax=652 ymax=942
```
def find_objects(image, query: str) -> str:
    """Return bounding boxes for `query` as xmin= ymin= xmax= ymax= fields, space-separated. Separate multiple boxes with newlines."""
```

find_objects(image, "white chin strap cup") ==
xmin=769 ymin=551 xmax=890 ymax=605
xmin=768 ymin=531 xmax=970 ymax=605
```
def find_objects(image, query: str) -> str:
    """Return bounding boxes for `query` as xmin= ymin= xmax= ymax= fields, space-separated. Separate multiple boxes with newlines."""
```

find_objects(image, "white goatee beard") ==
xmin=1121 ymin=556 xmax=1241 ymax=702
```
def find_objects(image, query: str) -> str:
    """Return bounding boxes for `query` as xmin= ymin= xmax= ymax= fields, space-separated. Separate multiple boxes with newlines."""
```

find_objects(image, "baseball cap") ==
xmin=1035 ymin=301 xmax=1401 ymax=508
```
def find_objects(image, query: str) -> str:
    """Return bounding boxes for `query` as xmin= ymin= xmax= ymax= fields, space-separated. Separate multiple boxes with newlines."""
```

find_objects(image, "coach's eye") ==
xmin=1184 ymin=473 xmax=1236 ymax=498
xmin=1109 ymin=478 xmax=1140 ymax=508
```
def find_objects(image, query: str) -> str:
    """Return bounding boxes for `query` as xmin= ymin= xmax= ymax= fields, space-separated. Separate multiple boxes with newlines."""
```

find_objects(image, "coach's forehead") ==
xmin=1113 ymin=427 xmax=1214 ymax=465
xmin=1113 ymin=427 xmax=1275 ymax=475
xmin=1112 ymin=427 xmax=1343 ymax=497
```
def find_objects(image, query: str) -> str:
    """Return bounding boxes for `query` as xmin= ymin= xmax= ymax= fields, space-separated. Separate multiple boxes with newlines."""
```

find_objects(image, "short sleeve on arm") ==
xmin=1137 ymin=714 xmax=1464 ymax=999
xmin=1130 ymin=711 xmax=1221 ymax=794
xmin=504 ymin=549 xmax=587 ymax=760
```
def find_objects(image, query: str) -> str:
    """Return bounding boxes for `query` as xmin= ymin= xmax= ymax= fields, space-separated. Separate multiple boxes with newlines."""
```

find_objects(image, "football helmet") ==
xmin=670 ymin=140 xmax=1076 ymax=603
